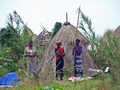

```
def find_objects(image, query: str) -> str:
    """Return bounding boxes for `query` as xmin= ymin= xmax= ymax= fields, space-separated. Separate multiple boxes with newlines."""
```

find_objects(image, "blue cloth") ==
xmin=74 ymin=56 xmax=83 ymax=74
xmin=0 ymin=72 xmax=20 ymax=85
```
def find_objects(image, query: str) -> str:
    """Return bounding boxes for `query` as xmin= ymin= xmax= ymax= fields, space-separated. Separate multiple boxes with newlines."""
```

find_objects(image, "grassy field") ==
xmin=1 ymin=70 xmax=119 ymax=90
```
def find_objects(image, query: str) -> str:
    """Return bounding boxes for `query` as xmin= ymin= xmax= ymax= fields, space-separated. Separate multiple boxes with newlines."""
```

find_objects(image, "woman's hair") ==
xmin=76 ymin=39 xmax=80 ymax=42
xmin=28 ymin=40 xmax=33 ymax=43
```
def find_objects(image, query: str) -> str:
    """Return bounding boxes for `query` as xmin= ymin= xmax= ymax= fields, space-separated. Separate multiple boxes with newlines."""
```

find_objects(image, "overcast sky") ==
xmin=0 ymin=0 xmax=120 ymax=36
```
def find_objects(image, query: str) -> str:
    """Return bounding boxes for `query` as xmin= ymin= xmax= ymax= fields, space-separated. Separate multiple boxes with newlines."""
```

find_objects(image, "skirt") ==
xmin=27 ymin=60 xmax=37 ymax=73
xmin=74 ymin=56 xmax=83 ymax=74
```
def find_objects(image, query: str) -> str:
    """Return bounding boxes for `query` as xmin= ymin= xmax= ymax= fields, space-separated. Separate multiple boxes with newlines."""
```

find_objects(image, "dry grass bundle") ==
xmin=38 ymin=24 xmax=97 ymax=74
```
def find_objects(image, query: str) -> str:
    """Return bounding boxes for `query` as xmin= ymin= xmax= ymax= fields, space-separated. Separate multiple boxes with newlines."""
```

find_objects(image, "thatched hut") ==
xmin=34 ymin=24 xmax=51 ymax=50
xmin=103 ymin=25 xmax=120 ymax=42
xmin=35 ymin=29 xmax=51 ymax=50
xmin=38 ymin=22 xmax=97 ymax=74
xmin=21 ymin=27 xmax=37 ymax=41
xmin=114 ymin=25 xmax=120 ymax=35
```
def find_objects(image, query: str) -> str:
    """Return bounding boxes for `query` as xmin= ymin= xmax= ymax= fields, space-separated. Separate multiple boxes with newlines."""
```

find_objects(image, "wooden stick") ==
xmin=74 ymin=5 xmax=81 ymax=86
xmin=66 ymin=12 xmax=68 ymax=22
xmin=76 ymin=5 xmax=81 ymax=28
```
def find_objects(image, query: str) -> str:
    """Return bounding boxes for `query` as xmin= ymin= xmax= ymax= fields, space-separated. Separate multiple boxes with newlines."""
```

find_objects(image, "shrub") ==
xmin=0 ymin=67 xmax=10 ymax=77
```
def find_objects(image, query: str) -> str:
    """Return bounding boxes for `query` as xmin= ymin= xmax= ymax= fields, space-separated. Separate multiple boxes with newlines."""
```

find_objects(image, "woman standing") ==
xmin=72 ymin=39 xmax=83 ymax=77
xmin=24 ymin=40 xmax=38 ymax=73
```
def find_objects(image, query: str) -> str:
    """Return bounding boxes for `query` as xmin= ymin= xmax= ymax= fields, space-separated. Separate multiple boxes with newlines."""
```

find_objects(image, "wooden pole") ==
xmin=74 ymin=5 xmax=81 ymax=86
xmin=66 ymin=12 xmax=68 ymax=22
xmin=76 ymin=5 xmax=81 ymax=28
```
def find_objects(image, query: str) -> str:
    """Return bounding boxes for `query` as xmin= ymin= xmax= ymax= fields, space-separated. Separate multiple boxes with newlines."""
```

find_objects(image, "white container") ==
xmin=30 ymin=50 xmax=32 ymax=55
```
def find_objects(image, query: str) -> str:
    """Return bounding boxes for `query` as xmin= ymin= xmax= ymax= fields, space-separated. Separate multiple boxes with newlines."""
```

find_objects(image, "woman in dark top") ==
xmin=72 ymin=39 xmax=83 ymax=77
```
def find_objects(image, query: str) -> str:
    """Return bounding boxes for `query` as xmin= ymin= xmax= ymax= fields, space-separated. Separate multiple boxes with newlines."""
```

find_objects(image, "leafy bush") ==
xmin=0 ymin=47 xmax=18 ymax=72
xmin=0 ymin=11 xmax=32 ymax=63
xmin=0 ymin=67 xmax=10 ymax=77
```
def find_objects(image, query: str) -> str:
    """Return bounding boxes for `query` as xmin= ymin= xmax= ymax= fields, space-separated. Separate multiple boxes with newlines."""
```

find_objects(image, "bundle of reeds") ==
xmin=38 ymin=24 xmax=97 ymax=74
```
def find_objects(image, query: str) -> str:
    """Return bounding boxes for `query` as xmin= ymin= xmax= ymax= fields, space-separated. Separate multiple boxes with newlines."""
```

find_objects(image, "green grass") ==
xmin=1 ymin=70 xmax=118 ymax=90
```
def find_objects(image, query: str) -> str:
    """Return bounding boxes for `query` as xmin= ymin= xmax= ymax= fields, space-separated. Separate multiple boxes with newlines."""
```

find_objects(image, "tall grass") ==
xmin=78 ymin=10 xmax=120 ymax=89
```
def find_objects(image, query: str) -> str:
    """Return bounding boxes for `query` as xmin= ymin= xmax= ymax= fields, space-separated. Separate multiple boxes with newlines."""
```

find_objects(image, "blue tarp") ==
xmin=0 ymin=72 xmax=20 ymax=85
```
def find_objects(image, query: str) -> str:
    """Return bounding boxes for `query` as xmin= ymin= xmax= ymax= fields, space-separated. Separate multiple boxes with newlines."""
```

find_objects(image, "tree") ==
xmin=78 ymin=11 xmax=99 ymax=51
xmin=0 ymin=11 xmax=31 ymax=63
xmin=0 ymin=23 xmax=20 ymax=47
xmin=78 ymin=11 xmax=100 ymax=68
xmin=52 ymin=22 xmax=62 ymax=38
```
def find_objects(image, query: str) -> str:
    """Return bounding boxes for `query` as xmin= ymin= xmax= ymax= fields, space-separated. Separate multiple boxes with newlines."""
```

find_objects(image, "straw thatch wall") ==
xmin=103 ymin=25 xmax=120 ymax=42
xmin=103 ymin=30 xmax=114 ymax=42
xmin=114 ymin=25 xmax=120 ymax=33
xmin=114 ymin=25 xmax=120 ymax=38
xmin=21 ymin=27 xmax=37 ymax=41
xmin=38 ymin=24 xmax=97 ymax=74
